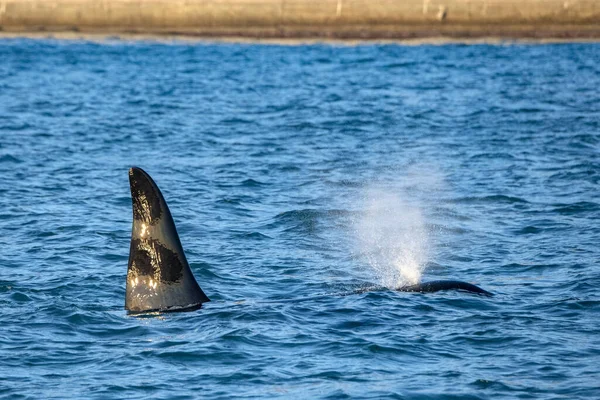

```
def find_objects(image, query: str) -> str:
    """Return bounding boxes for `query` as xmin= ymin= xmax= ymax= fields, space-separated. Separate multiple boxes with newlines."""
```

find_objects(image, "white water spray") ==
xmin=353 ymin=187 xmax=430 ymax=289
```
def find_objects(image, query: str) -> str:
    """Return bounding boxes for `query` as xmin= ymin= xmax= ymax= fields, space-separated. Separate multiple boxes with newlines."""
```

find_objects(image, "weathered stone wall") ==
xmin=1 ymin=0 xmax=599 ymax=39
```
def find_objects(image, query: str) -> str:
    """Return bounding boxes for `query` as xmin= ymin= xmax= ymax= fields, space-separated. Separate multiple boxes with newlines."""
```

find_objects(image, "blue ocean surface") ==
xmin=0 ymin=39 xmax=599 ymax=399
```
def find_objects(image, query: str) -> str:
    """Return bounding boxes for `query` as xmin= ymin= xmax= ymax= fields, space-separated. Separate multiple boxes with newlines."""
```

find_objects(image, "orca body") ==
xmin=398 ymin=280 xmax=492 ymax=296
xmin=125 ymin=167 xmax=209 ymax=313
xmin=124 ymin=167 xmax=491 ymax=313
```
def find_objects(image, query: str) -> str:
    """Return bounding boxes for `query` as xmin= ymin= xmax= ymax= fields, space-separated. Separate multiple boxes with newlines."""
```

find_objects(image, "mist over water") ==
xmin=354 ymin=186 xmax=429 ymax=288
xmin=352 ymin=166 xmax=447 ymax=288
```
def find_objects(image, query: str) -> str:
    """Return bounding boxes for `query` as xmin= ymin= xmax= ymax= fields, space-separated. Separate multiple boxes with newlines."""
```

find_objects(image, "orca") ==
xmin=397 ymin=280 xmax=492 ymax=296
xmin=125 ymin=167 xmax=491 ymax=313
xmin=125 ymin=167 xmax=209 ymax=313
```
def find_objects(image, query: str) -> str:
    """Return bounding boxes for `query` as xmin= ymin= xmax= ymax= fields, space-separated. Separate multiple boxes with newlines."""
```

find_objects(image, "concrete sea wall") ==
xmin=0 ymin=0 xmax=599 ymax=39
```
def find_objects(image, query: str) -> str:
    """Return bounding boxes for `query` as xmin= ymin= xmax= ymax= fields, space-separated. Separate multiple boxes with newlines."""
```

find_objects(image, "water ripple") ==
xmin=0 ymin=39 xmax=599 ymax=399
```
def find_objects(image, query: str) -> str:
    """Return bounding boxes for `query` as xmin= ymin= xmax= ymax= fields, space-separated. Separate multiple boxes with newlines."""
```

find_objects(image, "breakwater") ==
xmin=0 ymin=0 xmax=599 ymax=39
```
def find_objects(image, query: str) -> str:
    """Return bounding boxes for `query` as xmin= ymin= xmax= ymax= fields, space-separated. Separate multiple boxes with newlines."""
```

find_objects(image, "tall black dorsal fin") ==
xmin=125 ymin=167 xmax=209 ymax=312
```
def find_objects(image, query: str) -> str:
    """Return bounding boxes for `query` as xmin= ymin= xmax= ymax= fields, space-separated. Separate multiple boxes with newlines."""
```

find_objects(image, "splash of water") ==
xmin=353 ymin=187 xmax=429 ymax=289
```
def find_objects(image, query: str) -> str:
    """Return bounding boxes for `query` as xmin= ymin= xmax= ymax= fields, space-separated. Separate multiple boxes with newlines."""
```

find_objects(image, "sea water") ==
xmin=0 ymin=39 xmax=599 ymax=399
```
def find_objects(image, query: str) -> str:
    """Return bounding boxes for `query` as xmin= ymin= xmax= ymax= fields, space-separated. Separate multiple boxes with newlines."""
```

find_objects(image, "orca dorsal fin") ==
xmin=125 ymin=167 xmax=209 ymax=312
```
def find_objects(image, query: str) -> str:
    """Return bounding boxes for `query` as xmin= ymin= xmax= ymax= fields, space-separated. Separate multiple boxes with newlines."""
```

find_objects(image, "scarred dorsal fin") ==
xmin=125 ymin=167 xmax=209 ymax=312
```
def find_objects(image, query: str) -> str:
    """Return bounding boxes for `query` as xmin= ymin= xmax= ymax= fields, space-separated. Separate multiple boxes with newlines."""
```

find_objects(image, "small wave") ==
xmin=551 ymin=201 xmax=599 ymax=215
xmin=470 ymin=152 xmax=516 ymax=160
xmin=0 ymin=122 xmax=32 ymax=131
xmin=325 ymin=179 xmax=362 ymax=187
xmin=216 ymin=197 xmax=243 ymax=205
xmin=514 ymin=226 xmax=543 ymax=235
xmin=0 ymin=154 xmax=23 ymax=164
xmin=9 ymin=291 xmax=32 ymax=302
xmin=232 ymin=231 xmax=272 ymax=240
xmin=270 ymin=209 xmax=350 ymax=226
xmin=219 ymin=117 xmax=254 ymax=124
xmin=451 ymin=195 xmax=529 ymax=204
xmin=240 ymin=178 xmax=266 ymax=187
xmin=471 ymin=379 xmax=513 ymax=391
xmin=383 ymin=61 xmax=419 ymax=69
